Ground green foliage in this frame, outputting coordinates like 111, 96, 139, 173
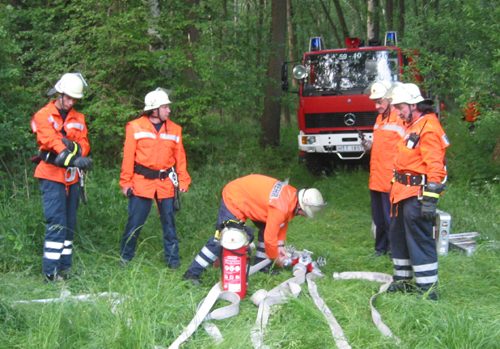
403, 0, 500, 106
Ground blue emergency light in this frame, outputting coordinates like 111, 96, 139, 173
385, 31, 398, 46
309, 37, 324, 52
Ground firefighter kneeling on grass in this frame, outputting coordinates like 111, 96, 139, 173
182, 174, 327, 286
388, 83, 449, 300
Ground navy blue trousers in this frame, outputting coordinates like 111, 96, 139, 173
370, 190, 391, 253
186, 199, 262, 277
389, 196, 438, 289
120, 194, 178, 264
40, 179, 79, 275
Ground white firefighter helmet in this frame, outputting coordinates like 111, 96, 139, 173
219, 226, 250, 250
144, 88, 171, 111
54, 73, 87, 99
383, 81, 404, 101
390, 83, 424, 105
368, 80, 392, 100
297, 187, 327, 219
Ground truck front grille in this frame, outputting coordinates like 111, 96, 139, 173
305, 111, 378, 128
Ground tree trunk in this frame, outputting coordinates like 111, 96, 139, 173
318, 0, 341, 47
398, 0, 405, 39
492, 136, 500, 163
183, 0, 200, 83
332, 0, 349, 39
367, 0, 375, 40
373, 0, 380, 39
260, 0, 287, 148
286, 0, 298, 88
255, 0, 265, 72
386, 0, 394, 30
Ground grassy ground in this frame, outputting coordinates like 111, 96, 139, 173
1, 113, 500, 348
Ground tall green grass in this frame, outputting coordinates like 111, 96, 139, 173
1, 113, 500, 348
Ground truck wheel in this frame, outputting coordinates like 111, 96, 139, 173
305, 153, 335, 176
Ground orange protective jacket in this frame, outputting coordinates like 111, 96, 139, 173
369, 108, 406, 193
119, 116, 191, 199
222, 174, 298, 259
463, 101, 480, 122
391, 113, 449, 204
31, 100, 90, 185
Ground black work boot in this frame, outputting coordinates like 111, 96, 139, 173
183, 270, 202, 286
259, 266, 280, 275
44, 274, 64, 284
417, 284, 438, 300
387, 280, 415, 294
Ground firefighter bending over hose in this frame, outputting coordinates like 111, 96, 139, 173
388, 83, 449, 300
119, 88, 191, 269
182, 174, 327, 286
31, 73, 93, 283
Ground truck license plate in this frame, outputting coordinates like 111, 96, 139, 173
337, 145, 363, 152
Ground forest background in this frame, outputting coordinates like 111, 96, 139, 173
1, 0, 500, 348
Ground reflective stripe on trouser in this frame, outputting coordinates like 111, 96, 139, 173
252, 221, 267, 265
370, 190, 391, 254
186, 199, 257, 277
389, 196, 438, 288
40, 179, 79, 275
120, 195, 179, 264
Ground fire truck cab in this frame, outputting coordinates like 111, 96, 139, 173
285, 33, 404, 173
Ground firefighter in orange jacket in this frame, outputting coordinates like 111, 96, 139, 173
119, 88, 191, 269
182, 174, 327, 285
388, 83, 449, 300
31, 73, 93, 283
362, 81, 406, 257
462, 98, 480, 133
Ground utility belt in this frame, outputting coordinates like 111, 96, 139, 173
393, 171, 426, 186
134, 164, 181, 211
134, 164, 174, 181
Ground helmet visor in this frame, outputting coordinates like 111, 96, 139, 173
303, 201, 328, 219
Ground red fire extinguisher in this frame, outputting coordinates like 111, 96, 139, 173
222, 246, 248, 299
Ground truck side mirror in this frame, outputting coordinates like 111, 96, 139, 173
282, 62, 289, 91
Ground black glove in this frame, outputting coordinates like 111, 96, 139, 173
62, 138, 82, 157
54, 148, 93, 170
54, 148, 77, 168
421, 182, 446, 222
73, 156, 93, 170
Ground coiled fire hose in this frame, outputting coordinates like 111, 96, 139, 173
167, 261, 400, 349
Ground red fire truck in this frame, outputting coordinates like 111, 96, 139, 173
285, 33, 407, 174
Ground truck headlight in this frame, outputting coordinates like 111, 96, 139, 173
301, 136, 316, 145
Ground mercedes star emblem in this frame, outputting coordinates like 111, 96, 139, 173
344, 113, 356, 126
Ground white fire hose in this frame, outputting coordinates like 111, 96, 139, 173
333, 271, 401, 344
168, 253, 356, 349
167, 259, 272, 349
13, 290, 132, 326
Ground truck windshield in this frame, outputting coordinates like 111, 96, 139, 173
303, 49, 399, 96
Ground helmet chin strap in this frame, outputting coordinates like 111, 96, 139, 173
382, 104, 391, 118
58, 94, 72, 112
